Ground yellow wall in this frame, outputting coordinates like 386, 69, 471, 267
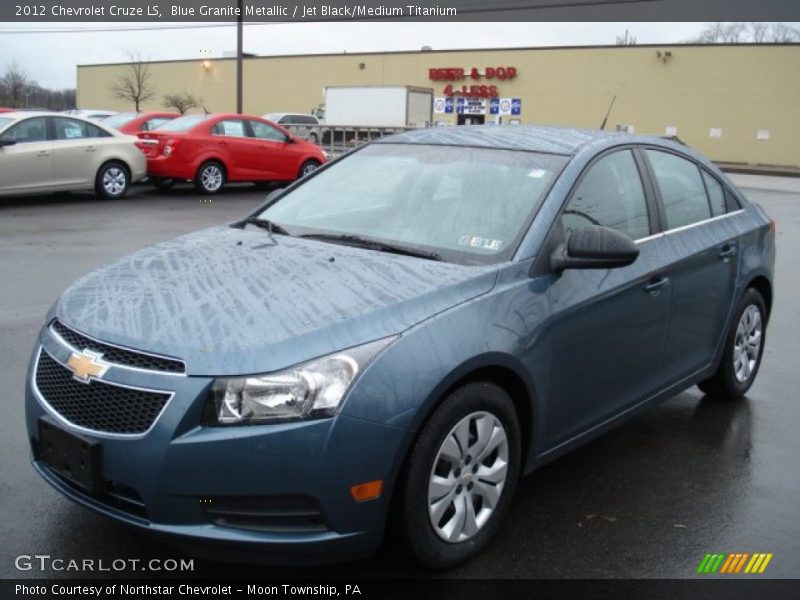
78, 44, 800, 167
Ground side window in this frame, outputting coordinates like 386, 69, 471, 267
300, 115, 317, 125
560, 150, 651, 241
212, 120, 247, 137
4, 117, 48, 143
701, 170, 726, 217
53, 117, 108, 140
647, 150, 711, 229
144, 117, 171, 131
278, 116, 292, 124
250, 121, 287, 142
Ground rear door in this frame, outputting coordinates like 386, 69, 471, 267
210, 119, 253, 180
0, 117, 54, 194
51, 117, 112, 187
543, 148, 671, 445
642, 149, 740, 384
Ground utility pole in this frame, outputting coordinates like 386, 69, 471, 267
236, 0, 243, 114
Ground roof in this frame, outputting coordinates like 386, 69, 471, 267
377, 124, 621, 155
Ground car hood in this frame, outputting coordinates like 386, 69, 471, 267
52, 226, 498, 376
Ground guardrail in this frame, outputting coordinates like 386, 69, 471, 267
283, 125, 416, 158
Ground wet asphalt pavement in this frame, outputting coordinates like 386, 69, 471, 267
0, 176, 798, 579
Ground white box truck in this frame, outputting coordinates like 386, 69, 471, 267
323, 85, 433, 128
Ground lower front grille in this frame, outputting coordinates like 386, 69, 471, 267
35, 349, 171, 435
206, 496, 329, 533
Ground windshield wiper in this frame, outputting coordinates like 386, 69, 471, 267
238, 217, 291, 236
300, 233, 442, 261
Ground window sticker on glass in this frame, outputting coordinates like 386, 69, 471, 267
458, 235, 503, 251
528, 169, 547, 178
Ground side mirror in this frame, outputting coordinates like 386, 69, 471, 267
285, 134, 295, 144
0, 136, 16, 147
551, 225, 639, 271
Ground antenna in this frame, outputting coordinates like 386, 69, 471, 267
600, 95, 617, 131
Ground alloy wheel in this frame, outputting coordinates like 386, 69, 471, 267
201, 165, 223, 192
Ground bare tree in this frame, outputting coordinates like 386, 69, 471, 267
615, 29, 637, 46
1, 61, 32, 108
692, 22, 746, 43
163, 91, 200, 114
768, 23, 800, 42
748, 22, 770, 43
110, 52, 154, 111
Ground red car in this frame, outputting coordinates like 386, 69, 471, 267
0, 108, 15, 113
103, 111, 179, 134
136, 113, 327, 193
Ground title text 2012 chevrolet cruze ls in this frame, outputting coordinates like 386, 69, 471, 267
26, 126, 774, 568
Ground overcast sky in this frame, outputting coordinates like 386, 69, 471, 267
0, 22, 788, 89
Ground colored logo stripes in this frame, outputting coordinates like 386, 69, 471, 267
697, 553, 773, 574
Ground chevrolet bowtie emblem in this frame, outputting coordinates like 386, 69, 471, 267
66, 349, 110, 383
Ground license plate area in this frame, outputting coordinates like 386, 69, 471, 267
38, 416, 101, 493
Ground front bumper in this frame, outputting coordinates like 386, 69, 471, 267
25, 330, 411, 564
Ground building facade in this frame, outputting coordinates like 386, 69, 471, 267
78, 43, 800, 168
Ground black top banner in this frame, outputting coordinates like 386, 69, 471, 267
2, 0, 799, 22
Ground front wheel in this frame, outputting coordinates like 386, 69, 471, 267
396, 382, 521, 568
299, 160, 320, 178
95, 162, 130, 200
195, 161, 225, 194
698, 287, 767, 400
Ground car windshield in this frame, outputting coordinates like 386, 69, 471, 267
103, 112, 139, 128
0, 117, 13, 131
155, 114, 210, 132
257, 143, 568, 265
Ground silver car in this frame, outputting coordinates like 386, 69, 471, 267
263, 113, 322, 144
0, 112, 146, 200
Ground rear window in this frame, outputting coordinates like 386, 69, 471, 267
103, 113, 139, 129
156, 114, 210, 132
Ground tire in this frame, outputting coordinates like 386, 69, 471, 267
396, 382, 521, 569
95, 161, 130, 200
299, 160, 320, 179
152, 177, 175, 192
195, 161, 225, 194
698, 288, 767, 400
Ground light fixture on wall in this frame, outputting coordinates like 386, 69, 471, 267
656, 50, 673, 64
202, 60, 212, 71
358, 62, 366, 70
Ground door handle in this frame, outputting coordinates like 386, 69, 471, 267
719, 244, 737, 262
85, 146, 97, 152
36, 151, 50, 158
643, 276, 669, 296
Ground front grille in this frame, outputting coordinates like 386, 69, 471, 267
51, 320, 185, 374
35, 350, 171, 435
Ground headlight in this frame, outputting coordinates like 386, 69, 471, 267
209, 337, 395, 425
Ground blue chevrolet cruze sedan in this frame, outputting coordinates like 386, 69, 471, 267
26, 126, 775, 568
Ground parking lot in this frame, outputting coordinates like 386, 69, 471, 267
1, 175, 798, 579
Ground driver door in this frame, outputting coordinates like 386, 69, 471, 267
542, 148, 672, 447
0, 117, 54, 194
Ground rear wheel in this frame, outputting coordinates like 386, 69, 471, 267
698, 288, 766, 400
299, 160, 320, 178
195, 161, 225, 194
396, 382, 521, 568
95, 161, 130, 200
